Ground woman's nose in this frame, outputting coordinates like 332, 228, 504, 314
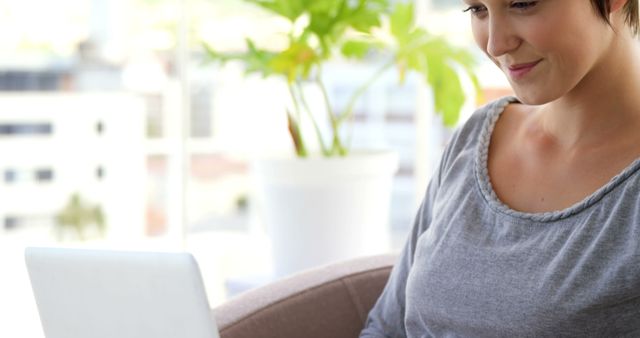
486, 17, 520, 57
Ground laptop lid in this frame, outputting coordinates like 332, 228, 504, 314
25, 247, 220, 338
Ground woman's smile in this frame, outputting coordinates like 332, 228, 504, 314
506, 59, 543, 80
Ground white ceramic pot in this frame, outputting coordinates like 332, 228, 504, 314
253, 150, 398, 277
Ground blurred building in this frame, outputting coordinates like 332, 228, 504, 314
0, 93, 146, 239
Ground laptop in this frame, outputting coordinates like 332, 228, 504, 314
25, 247, 220, 338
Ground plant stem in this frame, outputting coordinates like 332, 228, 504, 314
287, 84, 308, 157
334, 59, 395, 154
340, 59, 395, 125
316, 68, 346, 155
288, 82, 302, 121
295, 81, 330, 156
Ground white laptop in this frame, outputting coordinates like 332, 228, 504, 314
25, 247, 220, 338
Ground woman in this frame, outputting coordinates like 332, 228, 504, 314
360, 0, 640, 336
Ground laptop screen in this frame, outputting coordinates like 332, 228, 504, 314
25, 247, 220, 338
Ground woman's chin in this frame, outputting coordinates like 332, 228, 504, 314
511, 88, 559, 106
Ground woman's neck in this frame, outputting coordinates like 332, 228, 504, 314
535, 34, 640, 151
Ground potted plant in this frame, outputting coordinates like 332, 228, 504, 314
205, 0, 480, 277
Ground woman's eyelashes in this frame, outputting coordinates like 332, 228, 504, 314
511, 1, 538, 11
462, 4, 487, 16
462, 1, 538, 17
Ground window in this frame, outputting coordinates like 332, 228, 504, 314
145, 94, 164, 138
4, 168, 54, 183
190, 84, 213, 138
96, 166, 104, 180
0, 123, 52, 136
3, 214, 53, 231
0, 71, 67, 91
96, 121, 104, 135
4, 170, 16, 183
4, 217, 18, 230
35, 169, 54, 182
3, 169, 30, 183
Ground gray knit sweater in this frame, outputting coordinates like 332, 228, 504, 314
360, 97, 640, 337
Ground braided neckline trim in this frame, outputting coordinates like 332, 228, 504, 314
475, 96, 640, 222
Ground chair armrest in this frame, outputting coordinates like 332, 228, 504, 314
212, 254, 397, 338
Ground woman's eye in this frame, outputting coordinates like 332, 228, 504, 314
511, 1, 538, 10
462, 5, 487, 16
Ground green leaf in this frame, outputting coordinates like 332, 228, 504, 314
306, 1, 347, 57
394, 32, 478, 127
268, 41, 318, 82
390, 2, 414, 44
243, 39, 279, 76
343, 0, 389, 33
422, 52, 465, 127
340, 39, 380, 59
246, 0, 308, 21
202, 39, 280, 78
307, 0, 343, 16
202, 43, 234, 64
308, 13, 336, 38
347, 10, 381, 32
437, 64, 465, 126
305, 0, 388, 59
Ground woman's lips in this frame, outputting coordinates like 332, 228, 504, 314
507, 59, 542, 79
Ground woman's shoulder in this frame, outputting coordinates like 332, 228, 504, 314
469, 96, 519, 128
443, 96, 518, 158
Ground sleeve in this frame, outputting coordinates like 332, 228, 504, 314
358, 160, 442, 338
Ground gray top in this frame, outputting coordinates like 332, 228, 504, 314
360, 97, 640, 338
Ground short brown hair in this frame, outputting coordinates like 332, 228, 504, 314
591, 0, 639, 34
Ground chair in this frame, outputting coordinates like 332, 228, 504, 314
212, 254, 397, 338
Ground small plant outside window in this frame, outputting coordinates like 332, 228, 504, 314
55, 193, 106, 241
205, 0, 481, 157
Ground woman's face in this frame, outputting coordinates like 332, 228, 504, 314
464, 0, 615, 104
